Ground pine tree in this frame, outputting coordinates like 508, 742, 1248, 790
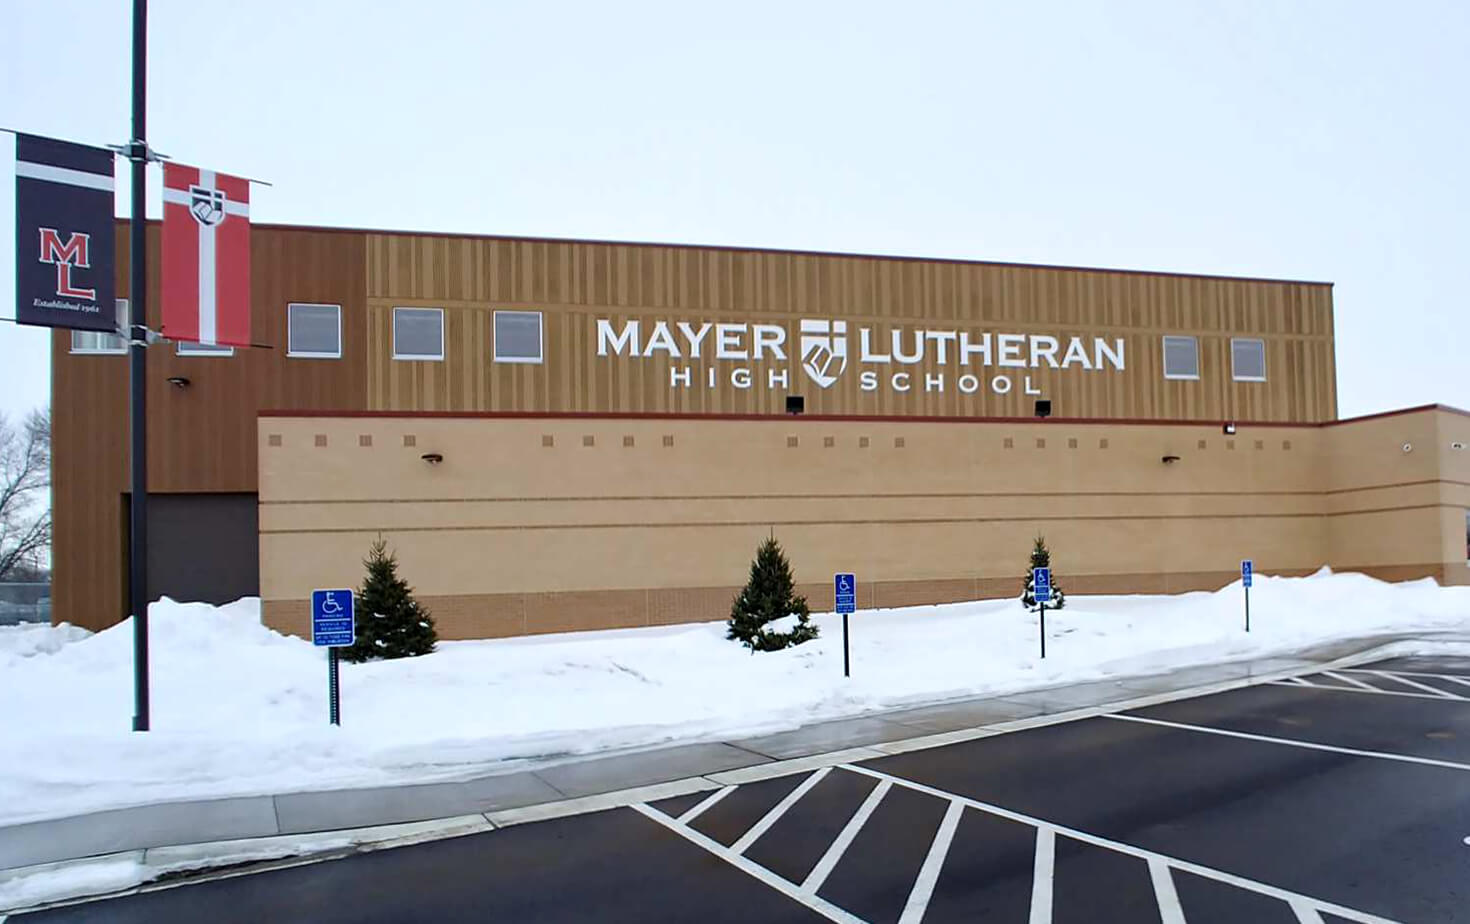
340, 539, 438, 663
1020, 534, 1066, 611
727, 537, 819, 652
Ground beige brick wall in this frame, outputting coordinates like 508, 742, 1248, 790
257, 408, 1469, 640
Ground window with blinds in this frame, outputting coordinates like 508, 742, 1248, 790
70, 300, 128, 354
393, 307, 444, 360
493, 310, 543, 364
1162, 335, 1199, 380
1231, 338, 1267, 382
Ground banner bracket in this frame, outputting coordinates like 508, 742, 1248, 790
109, 140, 168, 164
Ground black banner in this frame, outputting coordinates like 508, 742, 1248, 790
15, 133, 116, 332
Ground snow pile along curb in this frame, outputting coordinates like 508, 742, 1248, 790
0, 814, 495, 914
2, 570, 1467, 827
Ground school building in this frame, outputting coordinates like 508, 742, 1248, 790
51, 223, 1470, 636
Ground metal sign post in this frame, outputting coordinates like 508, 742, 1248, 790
1033, 567, 1052, 659
311, 589, 356, 725
834, 573, 856, 678
127, 0, 151, 733
1241, 560, 1253, 633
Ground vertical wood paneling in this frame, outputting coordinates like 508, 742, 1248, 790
363, 232, 1335, 423
54, 223, 368, 631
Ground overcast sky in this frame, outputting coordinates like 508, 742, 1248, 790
2, 0, 1466, 421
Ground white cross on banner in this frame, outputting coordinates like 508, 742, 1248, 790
161, 163, 251, 347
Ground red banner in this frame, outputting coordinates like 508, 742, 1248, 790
161, 164, 250, 347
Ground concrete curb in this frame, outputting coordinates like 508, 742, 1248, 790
2, 633, 1465, 915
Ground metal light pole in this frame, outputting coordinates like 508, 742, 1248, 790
128, 0, 151, 732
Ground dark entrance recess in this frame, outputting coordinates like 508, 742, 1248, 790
123, 493, 260, 606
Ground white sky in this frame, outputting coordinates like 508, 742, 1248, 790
1, 0, 1466, 421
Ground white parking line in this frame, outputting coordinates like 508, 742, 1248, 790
801, 780, 892, 894
1267, 680, 1465, 704
1366, 670, 1459, 698
896, 800, 963, 924
1028, 828, 1055, 924
843, 764, 1404, 924
678, 785, 737, 824
1148, 857, 1186, 924
1105, 713, 1470, 772
631, 803, 865, 924
1415, 673, 1470, 690
1293, 899, 1327, 922
1341, 668, 1470, 687
1321, 671, 1381, 692
730, 766, 832, 855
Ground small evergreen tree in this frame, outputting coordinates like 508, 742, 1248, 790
1020, 534, 1066, 611
340, 539, 438, 663
727, 537, 819, 652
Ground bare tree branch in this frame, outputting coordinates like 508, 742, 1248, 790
0, 407, 51, 581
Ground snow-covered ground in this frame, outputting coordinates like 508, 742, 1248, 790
2, 569, 1467, 827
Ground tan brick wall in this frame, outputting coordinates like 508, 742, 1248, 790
257, 408, 1470, 640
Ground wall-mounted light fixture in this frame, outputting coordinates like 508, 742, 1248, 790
420, 452, 444, 465
1034, 399, 1052, 419
1161, 454, 1181, 464
786, 395, 805, 415
1222, 422, 1236, 435
166, 376, 190, 388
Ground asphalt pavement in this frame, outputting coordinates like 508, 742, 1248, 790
15, 655, 1470, 923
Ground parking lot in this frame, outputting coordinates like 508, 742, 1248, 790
17, 656, 1470, 923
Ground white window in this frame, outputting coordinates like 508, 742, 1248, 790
70, 299, 129, 354
493, 310, 543, 364
393, 307, 444, 360
287, 303, 342, 358
177, 340, 234, 356
1231, 337, 1267, 382
1162, 335, 1200, 380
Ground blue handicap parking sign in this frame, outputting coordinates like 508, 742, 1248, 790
834, 573, 857, 614
1033, 567, 1052, 603
311, 589, 356, 647
1241, 559, 1253, 588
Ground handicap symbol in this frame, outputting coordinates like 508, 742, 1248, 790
838, 576, 853, 593
320, 592, 345, 615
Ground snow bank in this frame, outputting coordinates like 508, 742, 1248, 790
1, 572, 1467, 826
0, 621, 90, 667
0, 854, 147, 911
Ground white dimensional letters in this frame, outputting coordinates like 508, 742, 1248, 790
677, 322, 713, 358
644, 321, 679, 356
997, 334, 1027, 368
597, 319, 640, 357
715, 323, 747, 360
598, 316, 1131, 397
751, 324, 787, 360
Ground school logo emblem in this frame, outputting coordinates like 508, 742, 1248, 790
189, 185, 227, 227
800, 319, 848, 389
36, 228, 97, 300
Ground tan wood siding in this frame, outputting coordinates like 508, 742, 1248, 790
363, 234, 1335, 421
